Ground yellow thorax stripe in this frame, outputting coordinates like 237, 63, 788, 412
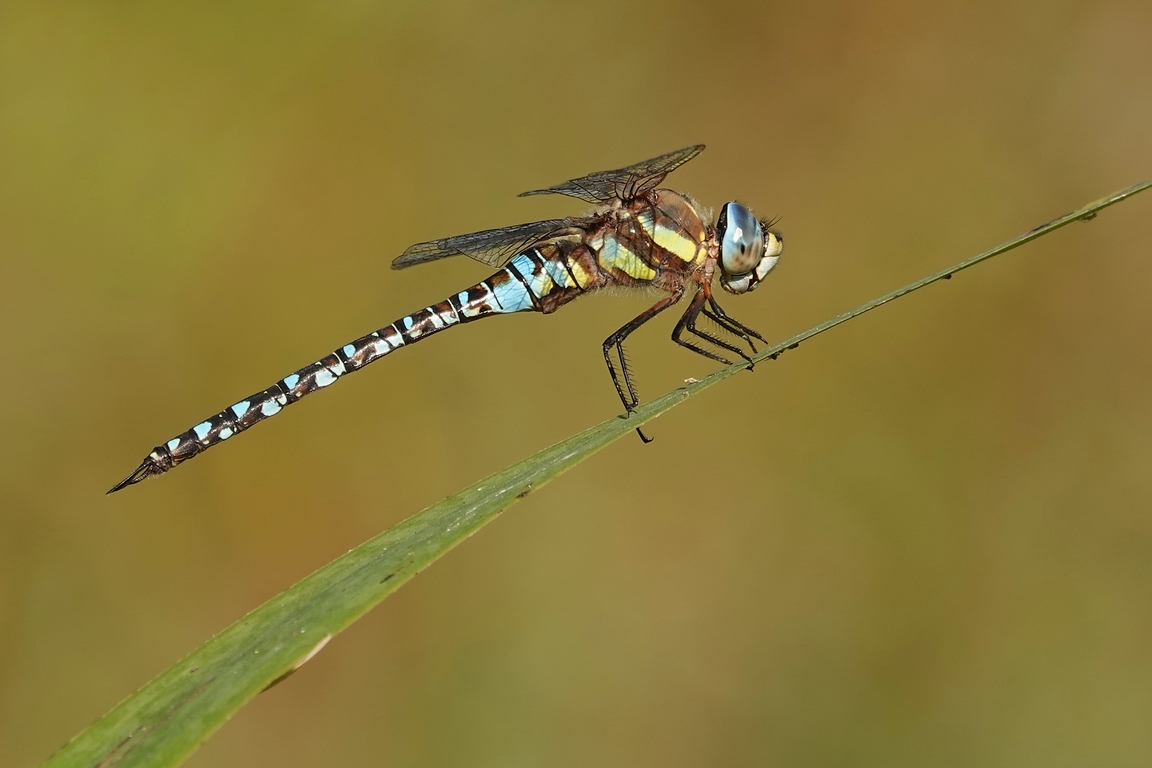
596, 232, 656, 281
653, 221, 702, 263
566, 257, 592, 289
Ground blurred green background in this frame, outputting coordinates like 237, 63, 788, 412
2, 1, 1151, 765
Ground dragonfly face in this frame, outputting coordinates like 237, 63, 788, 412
717, 201, 784, 295
110, 145, 786, 491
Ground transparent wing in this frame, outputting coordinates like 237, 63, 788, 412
518, 145, 705, 204
391, 218, 575, 270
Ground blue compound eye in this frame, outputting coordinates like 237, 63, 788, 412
717, 202, 764, 276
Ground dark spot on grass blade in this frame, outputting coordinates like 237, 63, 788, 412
261, 669, 296, 693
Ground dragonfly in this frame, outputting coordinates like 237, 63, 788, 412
109, 145, 784, 493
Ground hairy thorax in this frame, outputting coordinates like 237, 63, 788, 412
582, 189, 713, 292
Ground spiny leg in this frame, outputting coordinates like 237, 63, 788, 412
603, 342, 647, 440
604, 290, 683, 409
701, 309, 758, 354
685, 315, 753, 365
701, 296, 767, 369
603, 336, 641, 411
602, 288, 683, 443
671, 291, 737, 366
707, 295, 766, 344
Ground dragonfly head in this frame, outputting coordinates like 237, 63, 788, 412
716, 202, 783, 295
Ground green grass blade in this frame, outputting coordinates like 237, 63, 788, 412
44, 177, 1151, 768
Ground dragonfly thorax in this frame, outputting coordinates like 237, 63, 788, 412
637, 189, 711, 265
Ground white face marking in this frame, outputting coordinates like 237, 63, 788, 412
166, 438, 182, 451
756, 255, 780, 279
722, 273, 753, 294
230, 401, 250, 419
219, 427, 234, 440
283, 374, 300, 390
314, 370, 336, 388
765, 231, 783, 257
194, 421, 212, 440
261, 400, 282, 417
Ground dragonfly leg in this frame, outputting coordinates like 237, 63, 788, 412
671, 291, 737, 367
707, 296, 766, 344
701, 308, 759, 354
603, 288, 684, 443
686, 314, 754, 365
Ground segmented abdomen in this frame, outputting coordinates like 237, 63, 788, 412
109, 247, 598, 492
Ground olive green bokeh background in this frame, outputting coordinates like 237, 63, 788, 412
3, 1, 1151, 766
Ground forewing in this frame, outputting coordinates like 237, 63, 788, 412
391, 218, 573, 270
518, 145, 705, 204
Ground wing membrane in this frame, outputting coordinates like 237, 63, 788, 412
391, 218, 574, 270
518, 145, 705, 204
